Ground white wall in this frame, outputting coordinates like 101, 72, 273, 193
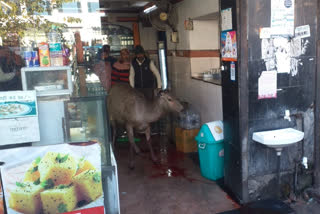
168, 57, 222, 123
167, 0, 219, 50
189, 20, 220, 50
167, 0, 222, 123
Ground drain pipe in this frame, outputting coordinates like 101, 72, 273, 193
276, 150, 282, 198
291, 112, 305, 196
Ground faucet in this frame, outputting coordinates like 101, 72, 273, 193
284, 110, 291, 122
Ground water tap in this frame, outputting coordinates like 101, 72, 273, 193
302, 157, 308, 169
284, 110, 291, 122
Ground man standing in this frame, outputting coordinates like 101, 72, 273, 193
101, 44, 117, 67
129, 45, 162, 99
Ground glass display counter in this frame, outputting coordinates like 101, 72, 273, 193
21, 66, 73, 96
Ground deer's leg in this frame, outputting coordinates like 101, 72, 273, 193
129, 143, 135, 169
126, 124, 140, 154
126, 124, 140, 169
145, 126, 157, 163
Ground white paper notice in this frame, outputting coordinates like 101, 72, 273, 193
260, 27, 272, 39
274, 37, 291, 73
295, 25, 311, 38
221, 8, 232, 31
258, 71, 277, 99
271, 0, 295, 36
290, 37, 302, 57
261, 38, 275, 59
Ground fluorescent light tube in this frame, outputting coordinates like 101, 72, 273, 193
143, 5, 157, 14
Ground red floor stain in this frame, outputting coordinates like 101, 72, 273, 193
226, 195, 241, 209
150, 164, 196, 182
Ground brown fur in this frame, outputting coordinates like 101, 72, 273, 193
107, 83, 183, 168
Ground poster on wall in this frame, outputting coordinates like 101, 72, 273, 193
258, 70, 277, 99
221, 31, 237, 61
0, 91, 40, 146
271, 0, 295, 36
0, 142, 105, 214
221, 8, 232, 32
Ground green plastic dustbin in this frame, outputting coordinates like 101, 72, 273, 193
195, 121, 224, 181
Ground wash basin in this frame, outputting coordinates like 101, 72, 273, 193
253, 128, 304, 152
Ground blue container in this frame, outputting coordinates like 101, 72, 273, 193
195, 121, 224, 181
23, 51, 33, 67
32, 51, 40, 67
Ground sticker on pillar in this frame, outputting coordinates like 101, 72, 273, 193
221, 8, 232, 32
290, 37, 302, 57
261, 38, 275, 60
271, 0, 295, 36
0, 142, 105, 214
258, 70, 277, 99
221, 31, 237, 61
260, 27, 272, 39
295, 25, 311, 38
230, 61, 236, 81
273, 37, 291, 74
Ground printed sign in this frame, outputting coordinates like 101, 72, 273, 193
221, 8, 232, 31
221, 31, 237, 61
295, 25, 311, 38
230, 61, 236, 81
0, 91, 37, 119
0, 142, 105, 214
271, 0, 295, 36
0, 91, 40, 146
258, 70, 277, 99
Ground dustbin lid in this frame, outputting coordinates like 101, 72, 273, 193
195, 121, 224, 144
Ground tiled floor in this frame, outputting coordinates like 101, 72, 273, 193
114, 135, 239, 214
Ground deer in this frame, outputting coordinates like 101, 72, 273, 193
107, 83, 183, 169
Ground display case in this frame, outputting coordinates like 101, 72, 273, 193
64, 96, 111, 164
21, 65, 73, 96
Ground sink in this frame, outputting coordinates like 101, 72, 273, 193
253, 128, 304, 155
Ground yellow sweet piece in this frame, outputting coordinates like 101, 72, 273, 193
9, 182, 43, 214
76, 159, 95, 175
72, 170, 103, 202
40, 185, 77, 214
38, 152, 77, 185
24, 160, 40, 182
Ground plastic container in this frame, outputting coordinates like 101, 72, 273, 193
23, 48, 33, 67
195, 121, 224, 180
177, 104, 201, 130
48, 26, 63, 66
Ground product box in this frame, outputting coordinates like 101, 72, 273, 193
175, 127, 199, 153
38, 42, 51, 67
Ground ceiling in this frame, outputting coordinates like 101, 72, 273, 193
99, 0, 183, 14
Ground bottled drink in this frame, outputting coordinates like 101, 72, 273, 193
48, 26, 63, 66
